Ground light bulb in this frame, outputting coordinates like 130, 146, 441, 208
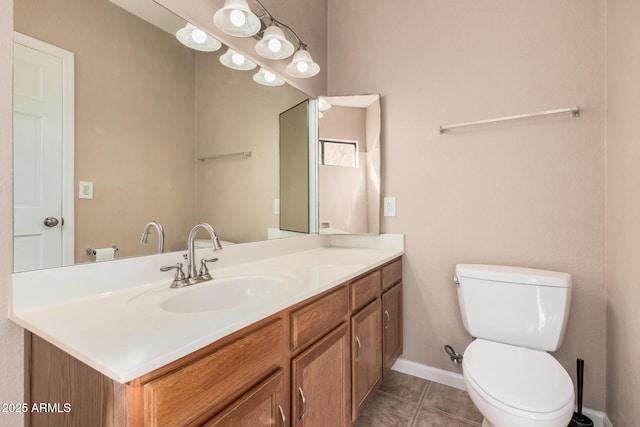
229, 9, 246, 27
191, 28, 207, 44
268, 38, 282, 53
231, 53, 245, 65
264, 71, 276, 82
296, 61, 309, 73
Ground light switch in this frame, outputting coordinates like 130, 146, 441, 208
384, 197, 396, 216
79, 181, 93, 199
274, 199, 280, 215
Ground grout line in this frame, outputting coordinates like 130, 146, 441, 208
413, 381, 483, 426
408, 380, 431, 426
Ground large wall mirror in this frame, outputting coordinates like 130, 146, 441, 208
12, 0, 310, 272
12, 0, 382, 274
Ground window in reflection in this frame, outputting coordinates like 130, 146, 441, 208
319, 140, 358, 167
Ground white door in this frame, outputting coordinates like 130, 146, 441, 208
13, 33, 74, 272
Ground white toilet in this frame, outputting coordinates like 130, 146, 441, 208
454, 264, 575, 427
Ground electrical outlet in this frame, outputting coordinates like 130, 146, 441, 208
384, 197, 396, 216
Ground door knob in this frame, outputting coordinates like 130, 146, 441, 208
43, 217, 59, 227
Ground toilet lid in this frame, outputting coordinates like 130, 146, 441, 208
463, 339, 574, 413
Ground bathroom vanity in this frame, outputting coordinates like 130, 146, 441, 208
11, 235, 403, 426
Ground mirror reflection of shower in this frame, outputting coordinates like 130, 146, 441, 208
318, 94, 381, 236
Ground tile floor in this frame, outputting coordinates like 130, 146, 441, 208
354, 371, 484, 427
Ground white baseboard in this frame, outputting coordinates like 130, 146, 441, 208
392, 357, 465, 390
391, 357, 613, 427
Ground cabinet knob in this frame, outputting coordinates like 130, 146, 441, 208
355, 336, 362, 361
384, 310, 391, 330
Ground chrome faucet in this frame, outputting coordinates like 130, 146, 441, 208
186, 222, 223, 280
161, 222, 222, 288
140, 221, 165, 254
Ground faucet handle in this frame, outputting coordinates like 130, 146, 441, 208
160, 262, 189, 288
198, 258, 219, 281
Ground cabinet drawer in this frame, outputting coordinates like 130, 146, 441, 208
144, 319, 283, 426
350, 270, 381, 311
203, 369, 285, 427
382, 259, 402, 291
291, 286, 349, 351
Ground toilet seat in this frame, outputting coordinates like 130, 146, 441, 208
463, 339, 574, 417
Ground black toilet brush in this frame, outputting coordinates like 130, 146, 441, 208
569, 358, 593, 427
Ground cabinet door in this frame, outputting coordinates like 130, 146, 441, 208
204, 370, 286, 427
291, 323, 350, 427
382, 283, 403, 375
351, 298, 382, 421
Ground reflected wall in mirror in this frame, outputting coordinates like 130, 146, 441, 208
318, 94, 381, 235
12, 0, 309, 272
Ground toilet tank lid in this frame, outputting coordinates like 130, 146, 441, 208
455, 264, 571, 288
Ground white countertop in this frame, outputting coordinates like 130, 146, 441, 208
10, 234, 403, 383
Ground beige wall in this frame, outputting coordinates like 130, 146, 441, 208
14, 0, 197, 261
606, 0, 640, 425
328, 0, 607, 410
195, 53, 308, 242
0, 0, 24, 424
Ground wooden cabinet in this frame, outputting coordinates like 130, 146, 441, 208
382, 282, 403, 375
291, 323, 350, 427
351, 299, 382, 421
349, 258, 403, 420
203, 370, 286, 427
26, 258, 402, 427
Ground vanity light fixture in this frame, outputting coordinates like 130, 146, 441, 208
213, 0, 261, 37
285, 46, 320, 78
318, 97, 332, 111
255, 24, 295, 60
213, 0, 321, 79
219, 47, 257, 71
176, 23, 222, 52
253, 67, 285, 86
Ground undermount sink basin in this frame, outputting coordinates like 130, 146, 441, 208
161, 274, 296, 313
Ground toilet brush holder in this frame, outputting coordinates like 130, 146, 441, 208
569, 358, 593, 427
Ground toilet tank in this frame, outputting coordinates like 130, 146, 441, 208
455, 264, 572, 351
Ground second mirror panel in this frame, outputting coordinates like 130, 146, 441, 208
318, 94, 381, 235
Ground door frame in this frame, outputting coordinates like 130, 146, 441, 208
13, 32, 75, 267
